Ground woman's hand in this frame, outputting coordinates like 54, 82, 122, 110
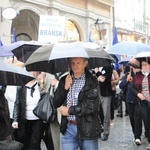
137, 93, 145, 101
12, 122, 18, 129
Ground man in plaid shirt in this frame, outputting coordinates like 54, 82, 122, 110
53, 57, 101, 150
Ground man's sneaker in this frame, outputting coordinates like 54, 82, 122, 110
147, 143, 150, 150
101, 134, 109, 141
135, 139, 141, 146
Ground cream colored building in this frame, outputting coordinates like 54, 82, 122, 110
0, 0, 114, 49
114, 0, 150, 45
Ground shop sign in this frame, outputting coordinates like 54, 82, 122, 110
38, 15, 65, 43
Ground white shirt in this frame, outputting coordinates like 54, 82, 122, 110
4, 86, 17, 119
25, 82, 40, 120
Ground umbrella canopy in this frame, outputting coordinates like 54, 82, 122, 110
109, 54, 118, 63
0, 41, 49, 61
0, 60, 35, 86
135, 51, 150, 64
25, 42, 89, 74
49, 42, 89, 60
128, 51, 150, 68
0, 41, 25, 57
11, 41, 50, 62
108, 41, 150, 56
118, 56, 133, 65
25, 42, 113, 74
86, 47, 114, 69
135, 51, 150, 59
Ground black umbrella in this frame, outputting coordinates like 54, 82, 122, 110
25, 42, 114, 74
86, 47, 114, 69
109, 54, 118, 63
0, 60, 35, 86
18, 51, 33, 62
11, 41, 50, 62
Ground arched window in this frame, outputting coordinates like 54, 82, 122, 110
64, 20, 80, 41
16, 33, 32, 41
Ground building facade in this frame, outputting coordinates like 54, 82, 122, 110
0, 0, 114, 49
114, 0, 150, 45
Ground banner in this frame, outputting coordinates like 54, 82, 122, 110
38, 15, 65, 43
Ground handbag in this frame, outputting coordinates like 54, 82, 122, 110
33, 86, 56, 123
0, 139, 24, 150
0, 106, 24, 150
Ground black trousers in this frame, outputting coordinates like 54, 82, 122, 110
141, 101, 150, 142
42, 123, 54, 150
22, 119, 44, 150
110, 90, 116, 120
126, 102, 142, 139
116, 93, 123, 115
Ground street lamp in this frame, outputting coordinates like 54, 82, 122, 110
95, 18, 105, 40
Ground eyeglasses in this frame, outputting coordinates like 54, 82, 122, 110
141, 64, 148, 66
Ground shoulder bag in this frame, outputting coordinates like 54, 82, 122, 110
33, 86, 56, 123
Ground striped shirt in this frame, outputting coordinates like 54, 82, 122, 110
142, 76, 150, 101
67, 73, 85, 121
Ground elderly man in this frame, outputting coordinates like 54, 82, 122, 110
53, 57, 101, 150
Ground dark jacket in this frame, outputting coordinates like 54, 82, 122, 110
95, 66, 113, 96
13, 87, 27, 141
119, 73, 138, 103
53, 69, 101, 139
0, 87, 13, 140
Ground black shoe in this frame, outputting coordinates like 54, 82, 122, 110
101, 134, 109, 141
145, 132, 148, 138
116, 114, 123, 117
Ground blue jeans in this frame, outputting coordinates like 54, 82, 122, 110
61, 124, 98, 150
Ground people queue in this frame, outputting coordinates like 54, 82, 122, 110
1, 57, 150, 150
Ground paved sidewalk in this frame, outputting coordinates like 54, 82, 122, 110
41, 111, 149, 150
99, 114, 148, 150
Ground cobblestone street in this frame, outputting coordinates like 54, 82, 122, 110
98, 112, 148, 150
41, 109, 149, 150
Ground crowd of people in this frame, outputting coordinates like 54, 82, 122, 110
1, 55, 150, 150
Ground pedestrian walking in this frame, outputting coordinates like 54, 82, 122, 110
130, 59, 150, 149
12, 71, 44, 150
53, 57, 101, 150
120, 66, 142, 145
94, 66, 113, 141
110, 68, 120, 125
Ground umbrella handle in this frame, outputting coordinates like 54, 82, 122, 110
12, 55, 15, 63
69, 72, 73, 106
